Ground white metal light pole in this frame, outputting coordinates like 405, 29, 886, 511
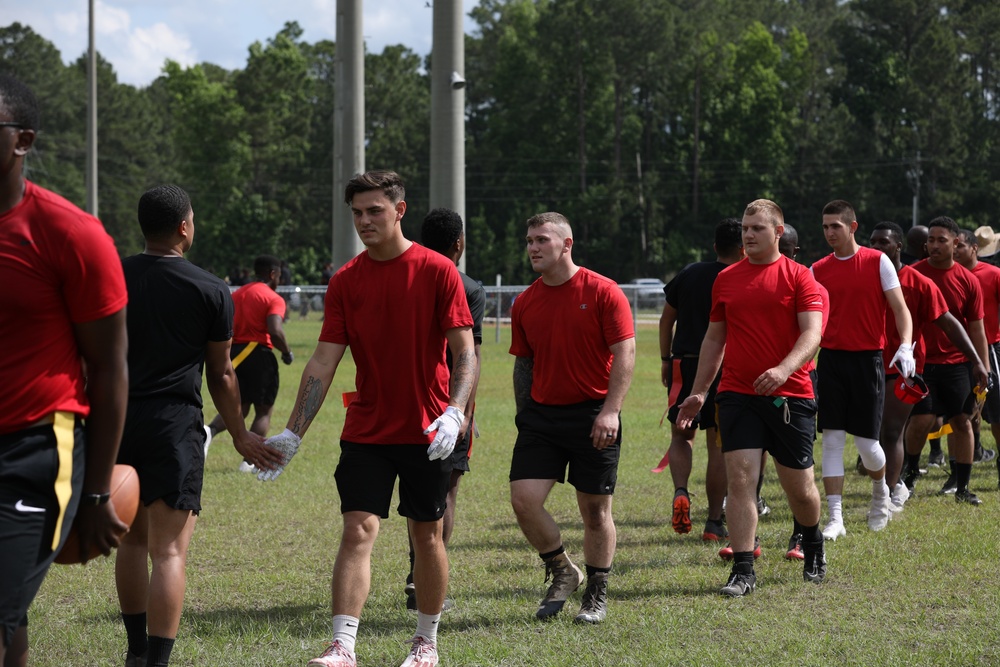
332, 0, 365, 270
86, 0, 98, 216
430, 0, 466, 271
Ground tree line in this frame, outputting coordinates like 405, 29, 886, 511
3, 0, 1000, 284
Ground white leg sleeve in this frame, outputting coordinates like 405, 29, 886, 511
856, 435, 886, 472
821, 429, 847, 478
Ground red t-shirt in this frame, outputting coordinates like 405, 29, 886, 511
232, 281, 286, 347
0, 180, 128, 434
912, 259, 984, 365
510, 268, 634, 405
811, 246, 888, 351
711, 256, 824, 398
971, 261, 1000, 344
320, 244, 472, 444
882, 266, 949, 374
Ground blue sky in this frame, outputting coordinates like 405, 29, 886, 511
4, 0, 478, 87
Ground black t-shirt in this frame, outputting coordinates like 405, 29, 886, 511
122, 254, 234, 405
445, 271, 487, 372
664, 260, 728, 356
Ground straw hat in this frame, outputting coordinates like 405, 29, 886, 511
975, 226, 1000, 257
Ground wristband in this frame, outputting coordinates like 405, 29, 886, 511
80, 492, 111, 506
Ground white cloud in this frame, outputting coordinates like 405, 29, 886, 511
115, 22, 197, 85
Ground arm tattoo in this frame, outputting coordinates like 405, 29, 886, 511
291, 375, 324, 432
513, 357, 534, 414
449, 347, 477, 409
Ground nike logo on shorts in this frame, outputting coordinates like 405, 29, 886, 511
15, 499, 46, 513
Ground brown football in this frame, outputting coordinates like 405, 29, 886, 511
54, 464, 140, 565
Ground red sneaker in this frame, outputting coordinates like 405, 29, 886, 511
672, 492, 692, 535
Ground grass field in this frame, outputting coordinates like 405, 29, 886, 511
30, 319, 1000, 666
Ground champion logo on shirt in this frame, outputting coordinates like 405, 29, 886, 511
580, 304, 588, 310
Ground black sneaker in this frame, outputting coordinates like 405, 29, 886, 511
955, 490, 983, 506
803, 549, 827, 584
756, 496, 771, 517
125, 651, 146, 667
939, 474, 958, 495
720, 567, 756, 597
928, 451, 946, 468
536, 553, 583, 620
574, 572, 609, 624
975, 448, 997, 464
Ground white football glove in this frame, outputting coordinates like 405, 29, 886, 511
424, 406, 465, 461
257, 428, 301, 482
890, 342, 916, 379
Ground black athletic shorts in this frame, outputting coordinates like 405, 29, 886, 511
509, 400, 620, 495
716, 392, 818, 470
335, 441, 451, 521
117, 400, 205, 513
666, 357, 721, 430
976, 343, 1000, 424
913, 362, 975, 419
448, 429, 472, 473
816, 348, 884, 439
232, 342, 280, 406
0, 413, 84, 647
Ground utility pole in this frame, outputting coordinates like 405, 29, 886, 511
86, 0, 98, 216
332, 0, 365, 270
429, 0, 466, 271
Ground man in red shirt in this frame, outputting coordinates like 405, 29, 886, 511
509, 212, 635, 623
904, 217, 991, 504
678, 199, 825, 597
207, 254, 293, 470
261, 171, 475, 667
869, 222, 987, 512
811, 200, 913, 539
955, 229, 999, 471
0, 74, 129, 666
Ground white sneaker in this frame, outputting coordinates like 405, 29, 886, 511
867, 492, 892, 531
822, 519, 846, 541
889, 482, 910, 513
308, 640, 357, 667
238, 460, 257, 474
203, 425, 213, 458
400, 636, 438, 667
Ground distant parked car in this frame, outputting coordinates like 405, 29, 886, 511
628, 278, 666, 308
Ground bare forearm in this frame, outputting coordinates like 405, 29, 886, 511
207, 368, 249, 438
288, 360, 333, 437
604, 340, 636, 414
939, 315, 982, 367
971, 321, 991, 374
82, 361, 128, 493
778, 330, 822, 379
449, 346, 476, 410
690, 336, 725, 398
513, 357, 533, 414
464, 345, 482, 415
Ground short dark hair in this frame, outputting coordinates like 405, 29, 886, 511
958, 228, 977, 246
421, 208, 464, 253
714, 218, 742, 255
822, 199, 856, 224
873, 221, 904, 246
928, 216, 960, 237
137, 185, 192, 240
526, 211, 572, 231
344, 170, 405, 206
0, 74, 40, 131
253, 254, 282, 278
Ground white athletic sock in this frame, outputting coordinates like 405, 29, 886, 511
827, 495, 843, 524
872, 476, 889, 498
416, 611, 441, 643
332, 615, 359, 654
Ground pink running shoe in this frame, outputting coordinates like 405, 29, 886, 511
400, 636, 439, 667
308, 640, 356, 667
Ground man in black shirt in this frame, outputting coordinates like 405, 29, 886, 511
659, 219, 743, 542
114, 185, 283, 667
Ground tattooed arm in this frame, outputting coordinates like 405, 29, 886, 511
286, 341, 348, 437
445, 326, 476, 412
513, 356, 534, 415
